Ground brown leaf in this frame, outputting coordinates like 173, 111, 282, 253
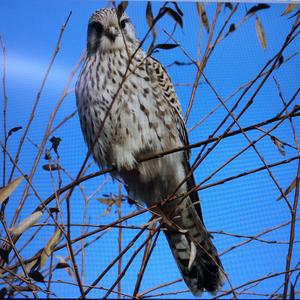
97, 198, 116, 206
255, 16, 267, 49
246, 3, 270, 16
42, 163, 61, 171
154, 43, 179, 50
228, 23, 235, 34
225, 3, 233, 10
8, 126, 22, 137
55, 262, 70, 269
55, 255, 73, 277
277, 177, 297, 201
0, 248, 9, 264
10, 211, 43, 236
0, 176, 24, 204
39, 229, 62, 269
172, 2, 183, 16
161, 7, 183, 28
12, 285, 41, 292
49, 207, 60, 214
49, 136, 61, 154
196, 3, 210, 33
281, 4, 299, 16
97, 197, 116, 216
117, 1, 128, 19
0, 288, 7, 298
270, 136, 286, 156
28, 270, 45, 283
146, 2, 156, 39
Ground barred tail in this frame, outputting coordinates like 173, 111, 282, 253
164, 195, 224, 296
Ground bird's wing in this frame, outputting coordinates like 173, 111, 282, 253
145, 56, 205, 224
145, 56, 190, 156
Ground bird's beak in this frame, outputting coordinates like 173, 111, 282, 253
105, 26, 119, 42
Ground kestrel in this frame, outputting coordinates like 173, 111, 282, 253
75, 7, 223, 296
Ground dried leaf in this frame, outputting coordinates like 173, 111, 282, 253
255, 16, 267, 49
55, 256, 73, 277
97, 197, 115, 216
42, 163, 61, 171
25, 258, 39, 274
39, 230, 62, 269
117, 1, 128, 19
12, 285, 41, 292
44, 230, 62, 256
28, 270, 45, 283
8, 126, 22, 137
0, 176, 24, 204
281, 4, 298, 16
270, 136, 286, 156
55, 262, 70, 269
277, 177, 297, 201
49, 207, 60, 214
39, 252, 48, 271
228, 23, 235, 34
49, 136, 61, 154
0, 288, 7, 298
97, 198, 116, 206
154, 43, 179, 50
172, 2, 184, 16
0, 248, 9, 264
146, 2, 156, 39
172, 61, 192, 66
196, 3, 210, 33
246, 3, 270, 16
161, 7, 183, 28
225, 3, 233, 10
188, 241, 197, 270
10, 210, 43, 236
146, 2, 153, 27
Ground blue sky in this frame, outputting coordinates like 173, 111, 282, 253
0, 1, 299, 298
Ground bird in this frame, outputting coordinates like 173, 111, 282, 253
75, 7, 224, 296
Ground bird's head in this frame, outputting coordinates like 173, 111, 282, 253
87, 8, 136, 54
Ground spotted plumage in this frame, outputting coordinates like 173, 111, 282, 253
76, 7, 224, 296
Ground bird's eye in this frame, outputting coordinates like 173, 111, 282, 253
89, 21, 104, 35
120, 18, 129, 29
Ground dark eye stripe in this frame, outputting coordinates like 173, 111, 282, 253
87, 21, 104, 53
88, 21, 104, 35
120, 18, 130, 28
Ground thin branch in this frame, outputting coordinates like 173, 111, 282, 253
0, 36, 8, 187
133, 223, 159, 297
83, 224, 149, 297
213, 267, 300, 299
102, 225, 162, 299
283, 159, 300, 298
8, 11, 72, 185
221, 217, 300, 256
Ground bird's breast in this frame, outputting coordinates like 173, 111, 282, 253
76, 50, 180, 170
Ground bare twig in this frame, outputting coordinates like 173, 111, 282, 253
8, 11, 72, 186
0, 36, 8, 187
283, 159, 300, 298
